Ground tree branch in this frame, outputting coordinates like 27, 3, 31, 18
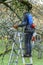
18, 0, 32, 9
0, 49, 11, 57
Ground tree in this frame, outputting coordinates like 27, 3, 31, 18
0, 0, 6, 3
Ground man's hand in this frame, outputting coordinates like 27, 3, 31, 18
31, 23, 36, 28
13, 24, 18, 29
32, 36, 36, 41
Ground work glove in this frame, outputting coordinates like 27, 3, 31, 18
32, 36, 36, 41
32, 32, 36, 41
13, 24, 18, 29
31, 23, 36, 28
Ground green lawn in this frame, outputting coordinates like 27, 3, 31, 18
0, 52, 43, 65
0, 40, 43, 65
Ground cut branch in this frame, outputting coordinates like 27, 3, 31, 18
0, 49, 11, 57
0, 48, 17, 57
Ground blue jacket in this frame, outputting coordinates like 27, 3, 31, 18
18, 12, 33, 26
18, 12, 35, 32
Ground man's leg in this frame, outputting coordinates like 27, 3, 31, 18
27, 33, 33, 64
24, 33, 33, 57
24, 33, 29, 55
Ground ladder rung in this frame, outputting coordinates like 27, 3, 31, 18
25, 63, 32, 65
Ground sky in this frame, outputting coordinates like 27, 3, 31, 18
28, 0, 43, 5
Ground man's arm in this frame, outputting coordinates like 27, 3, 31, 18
13, 14, 27, 29
18, 13, 27, 27
13, 20, 27, 29
18, 20, 27, 27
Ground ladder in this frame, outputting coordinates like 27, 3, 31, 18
8, 31, 33, 65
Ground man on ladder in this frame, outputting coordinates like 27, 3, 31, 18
13, 5, 36, 65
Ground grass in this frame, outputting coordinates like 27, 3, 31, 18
0, 40, 43, 65
0, 52, 43, 65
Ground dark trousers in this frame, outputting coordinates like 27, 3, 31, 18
25, 32, 33, 56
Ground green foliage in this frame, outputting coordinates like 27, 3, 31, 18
0, 0, 28, 37
12, 0, 28, 17
0, 40, 43, 65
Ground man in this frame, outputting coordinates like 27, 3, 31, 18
13, 5, 35, 58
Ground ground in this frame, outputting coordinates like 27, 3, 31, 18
0, 40, 43, 65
